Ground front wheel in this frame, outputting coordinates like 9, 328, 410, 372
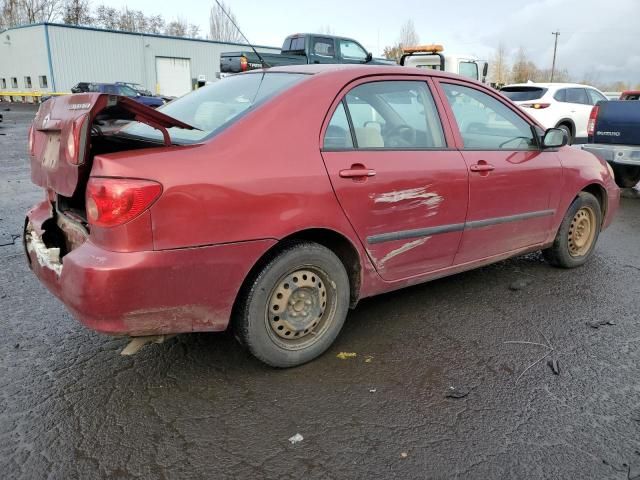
543, 192, 602, 268
234, 241, 350, 368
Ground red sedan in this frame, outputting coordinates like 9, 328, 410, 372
25, 65, 619, 367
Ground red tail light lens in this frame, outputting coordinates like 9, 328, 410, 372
86, 178, 162, 228
587, 106, 599, 137
66, 114, 88, 165
240, 56, 248, 71
521, 103, 550, 109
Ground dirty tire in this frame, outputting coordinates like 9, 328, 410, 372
611, 164, 640, 188
557, 124, 573, 145
234, 241, 350, 368
543, 192, 602, 268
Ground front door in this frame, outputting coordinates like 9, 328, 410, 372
436, 81, 563, 264
321, 78, 469, 281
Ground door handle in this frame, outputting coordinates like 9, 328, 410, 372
469, 163, 495, 172
339, 164, 377, 178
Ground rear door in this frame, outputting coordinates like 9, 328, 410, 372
321, 77, 469, 281
564, 87, 592, 139
435, 80, 562, 264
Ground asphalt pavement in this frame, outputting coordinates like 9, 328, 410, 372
1, 103, 639, 479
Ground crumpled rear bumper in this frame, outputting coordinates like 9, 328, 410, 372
25, 199, 276, 336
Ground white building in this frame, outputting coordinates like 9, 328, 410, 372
0, 22, 279, 97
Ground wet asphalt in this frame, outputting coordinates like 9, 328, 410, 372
1, 103, 639, 479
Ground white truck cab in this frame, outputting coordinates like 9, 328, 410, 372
400, 45, 488, 83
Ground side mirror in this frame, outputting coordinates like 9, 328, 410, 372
365, 52, 373, 63
542, 128, 568, 149
482, 62, 489, 78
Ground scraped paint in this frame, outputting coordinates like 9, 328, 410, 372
372, 187, 443, 210
378, 237, 430, 267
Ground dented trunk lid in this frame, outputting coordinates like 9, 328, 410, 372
30, 93, 195, 197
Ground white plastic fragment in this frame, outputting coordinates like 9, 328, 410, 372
288, 433, 304, 444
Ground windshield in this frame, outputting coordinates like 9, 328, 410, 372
500, 86, 548, 101
121, 72, 307, 144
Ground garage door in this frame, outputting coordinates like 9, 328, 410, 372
155, 57, 192, 98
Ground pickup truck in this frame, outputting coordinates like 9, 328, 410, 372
220, 33, 394, 74
583, 100, 640, 189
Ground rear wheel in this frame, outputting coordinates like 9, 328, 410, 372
234, 241, 350, 368
557, 123, 573, 145
543, 192, 602, 268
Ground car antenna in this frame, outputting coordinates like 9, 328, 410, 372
214, 0, 271, 69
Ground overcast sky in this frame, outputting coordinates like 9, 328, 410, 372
107, 0, 639, 84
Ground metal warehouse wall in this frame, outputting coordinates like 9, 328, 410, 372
0, 25, 53, 93
1, 23, 280, 96
46, 25, 279, 94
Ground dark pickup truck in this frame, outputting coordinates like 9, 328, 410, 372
583, 100, 640, 188
220, 33, 394, 75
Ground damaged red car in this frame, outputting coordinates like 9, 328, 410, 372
25, 65, 619, 367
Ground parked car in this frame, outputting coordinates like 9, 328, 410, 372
500, 83, 608, 144
620, 91, 640, 100
70, 82, 91, 93
115, 81, 153, 96
583, 100, 640, 188
88, 83, 164, 108
25, 66, 619, 367
220, 33, 394, 75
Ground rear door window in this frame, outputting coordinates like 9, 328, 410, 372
311, 37, 335, 58
335, 80, 445, 149
564, 88, 589, 105
442, 82, 537, 150
501, 87, 548, 101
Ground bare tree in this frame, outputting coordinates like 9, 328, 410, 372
165, 17, 188, 37
316, 24, 333, 35
489, 43, 509, 87
94, 4, 117, 29
0, 0, 26, 29
398, 19, 419, 48
62, 0, 91, 25
382, 45, 403, 62
19, 0, 63, 23
209, 1, 241, 43
510, 47, 538, 83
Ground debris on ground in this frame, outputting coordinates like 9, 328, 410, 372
288, 433, 303, 444
14, 343, 19, 349
509, 278, 533, 291
336, 352, 357, 360
400, 452, 408, 459
587, 319, 616, 329
547, 359, 560, 375
364, 355, 373, 363
369, 388, 376, 393
445, 386, 470, 399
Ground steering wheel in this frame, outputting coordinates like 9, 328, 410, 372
385, 124, 417, 147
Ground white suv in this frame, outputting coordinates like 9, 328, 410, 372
500, 83, 608, 144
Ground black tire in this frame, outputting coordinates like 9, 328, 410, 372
543, 192, 602, 268
557, 123, 573, 145
611, 164, 640, 189
234, 241, 350, 368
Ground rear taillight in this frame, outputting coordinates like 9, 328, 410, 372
521, 103, 550, 109
587, 106, 599, 137
85, 178, 162, 228
28, 125, 35, 156
66, 114, 88, 165
240, 56, 248, 71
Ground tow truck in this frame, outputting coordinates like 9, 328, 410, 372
400, 44, 488, 83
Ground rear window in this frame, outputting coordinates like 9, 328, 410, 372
284, 37, 305, 51
121, 72, 307, 144
500, 86, 548, 101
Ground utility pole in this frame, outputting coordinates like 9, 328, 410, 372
550, 31, 560, 82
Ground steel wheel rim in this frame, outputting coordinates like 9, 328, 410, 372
264, 266, 336, 351
568, 206, 596, 257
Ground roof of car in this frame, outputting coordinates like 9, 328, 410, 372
258, 63, 455, 79
503, 82, 599, 89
